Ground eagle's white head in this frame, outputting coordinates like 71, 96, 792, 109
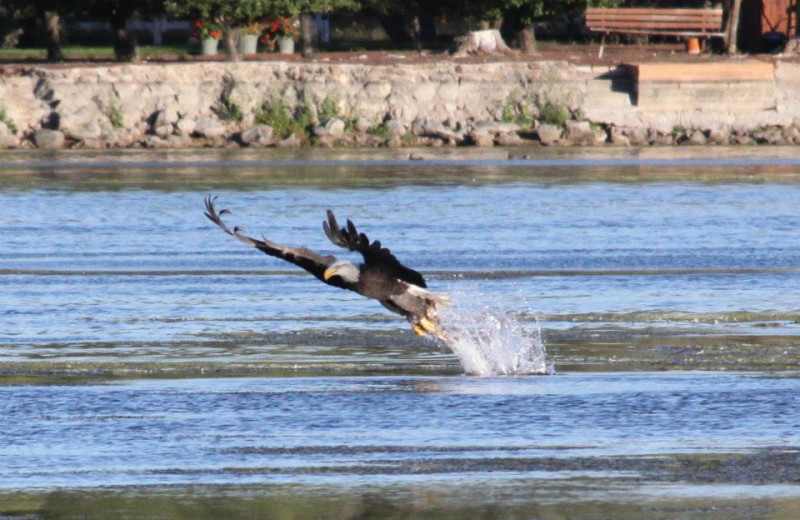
323, 260, 360, 284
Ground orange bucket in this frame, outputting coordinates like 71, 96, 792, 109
686, 37, 701, 54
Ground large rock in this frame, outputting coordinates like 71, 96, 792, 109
609, 126, 630, 146
469, 129, 495, 147
70, 122, 103, 141
154, 124, 174, 138
275, 134, 302, 148
59, 108, 99, 140
536, 124, 562, 146
241, 124, 274, 146
385, 120, 406, 139
175, 117, 197, 137
686, 130, 707, 145
411, 117, 463, 143
472, 121, 520, 136
32, 129, 65, 149
153, 107, 179, 128
193, 116, 227, 138
564, 120, 597, 145
495, 132, 525, 146
314, 118, 345, 139
142, 135, 169, 148
354, 117, 371, 134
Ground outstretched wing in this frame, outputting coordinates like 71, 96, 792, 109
204, 196, 351, 289
323, 209, 427, 288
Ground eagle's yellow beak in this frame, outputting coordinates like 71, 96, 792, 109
323, 266, 338, 281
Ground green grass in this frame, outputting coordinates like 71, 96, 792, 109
0, 45, 188, 60
108, 105, 124, 129
0, 106, 17, 133
254, 98, 313, 140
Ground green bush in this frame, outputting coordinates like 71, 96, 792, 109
537, 98, 569, 127
319, 94, 340, 124
108, 105, 124, 129
367, 121, 389, 140
255, 98, 313, 139
0, 106, 17, 133
502, 95, 536, 129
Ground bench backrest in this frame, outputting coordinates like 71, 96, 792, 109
586, 8, 724, 34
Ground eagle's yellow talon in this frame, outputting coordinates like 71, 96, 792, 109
419, 317, 436, 333
411, 323, 426, 336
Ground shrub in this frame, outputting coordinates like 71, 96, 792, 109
0, 106, 17, 133
537, 98, 569, 128
319, 94, 340, 124
108, 105, 124, 129
255, 98, 313, 139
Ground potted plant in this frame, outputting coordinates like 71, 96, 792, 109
238, 22, 261, 55
261, 16, 299, 54
193, 20, 223, 56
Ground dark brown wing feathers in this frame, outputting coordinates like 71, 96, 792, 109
204, 196, 350, 288
323, 209, 427, 288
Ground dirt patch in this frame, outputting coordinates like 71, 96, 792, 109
0, 43, 791, 76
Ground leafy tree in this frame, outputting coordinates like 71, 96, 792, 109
460, 0, 609, 53
104, 0, 166, 62
358, 0, 458, 50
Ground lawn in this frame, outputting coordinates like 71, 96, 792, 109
0, 45, 190, 61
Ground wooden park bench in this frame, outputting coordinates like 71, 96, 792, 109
586, 7, 726, 57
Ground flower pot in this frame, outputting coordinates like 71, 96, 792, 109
238, 34, 258, 55
278, 36, 295, 54
201, 38, 219, 56
686, 37, 700, 54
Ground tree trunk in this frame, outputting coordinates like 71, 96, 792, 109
726, 0, 743, 54
518, 26, 536, 54
300, 13, 314, 57
452, 29, 516, 56
110, 10, 138, 62
222, 26, 240, 62
412, 15, 422, 54
44, 11, 64, 62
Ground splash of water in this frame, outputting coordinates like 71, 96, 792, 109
436, 289, 552, 376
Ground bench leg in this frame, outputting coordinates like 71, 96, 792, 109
598, 33, 606, 58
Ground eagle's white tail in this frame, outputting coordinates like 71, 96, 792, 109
406, 285, 452, 308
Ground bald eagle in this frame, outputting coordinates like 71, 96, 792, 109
203, 196, 449, 338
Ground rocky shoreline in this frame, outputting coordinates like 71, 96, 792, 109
1, 59, 799, 150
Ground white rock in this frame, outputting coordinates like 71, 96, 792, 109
70, 122, 102, 141
472, 121, 520, 135
385, 120, 405, 138
175, 118, 197, 137
32, 129, 65, 149
154, 124, 173, 138
154, 107, 179, 127
324, 118, 345, 138
241, 125, 274, 146
194, 116, 226, 138
536, 124, 561, 145
354, 117, 371, 134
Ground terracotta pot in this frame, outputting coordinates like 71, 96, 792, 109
686, 37, 701, 55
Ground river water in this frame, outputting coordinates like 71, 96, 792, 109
1, 148, 800, 519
